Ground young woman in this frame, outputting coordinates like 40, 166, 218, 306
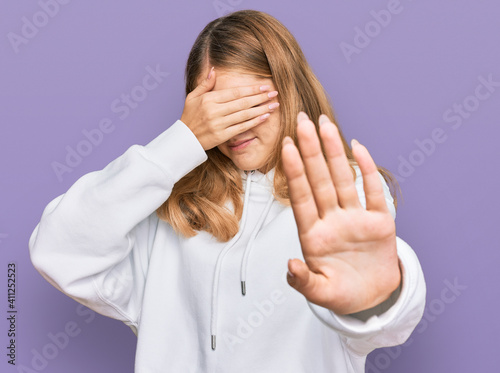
29, 9, 426, 372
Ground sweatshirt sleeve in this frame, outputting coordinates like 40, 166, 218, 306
28, 120, 207, 333
306, 166, 426, 357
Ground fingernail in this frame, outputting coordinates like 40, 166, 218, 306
282, 136, 293, 145
319, 114, 329, 126
260, 85, 271, 91
268, 91, 278, 98
287, 258, 295, 276
351, 138, 360, 147
259, 113, 270, 121
268, 102, 280, 110
207, 66, 214, 80
297, 111, 308, 122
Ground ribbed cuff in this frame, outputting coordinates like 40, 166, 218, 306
307, 237, 424, 343
142, 119, 208, 183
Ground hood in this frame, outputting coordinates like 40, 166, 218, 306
210, 167, 276, 350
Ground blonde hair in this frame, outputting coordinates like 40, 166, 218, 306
156, 9, 400, 242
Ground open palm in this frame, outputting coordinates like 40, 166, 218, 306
282, 112, 401, 315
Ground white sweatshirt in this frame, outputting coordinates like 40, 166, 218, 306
29, 119, 426, 373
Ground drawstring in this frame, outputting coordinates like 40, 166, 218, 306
210, 170, 275, 351
240, 194, 274, 296
210, 171, 253, 351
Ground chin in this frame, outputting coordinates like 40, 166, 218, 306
234, 163, 260, 172
231, 159, 264, 172
218, 146, 267, 172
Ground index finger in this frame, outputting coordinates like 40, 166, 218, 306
213, 84, 271, 103
282, 137, 319, 235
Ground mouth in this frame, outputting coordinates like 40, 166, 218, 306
228, 137, 256, 151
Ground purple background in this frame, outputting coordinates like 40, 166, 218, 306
1, 0, 499, 372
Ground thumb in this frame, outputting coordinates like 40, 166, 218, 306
287, 258, 316, 294
190, 66, 216, 98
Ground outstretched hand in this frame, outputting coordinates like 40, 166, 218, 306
282, 112, 401, 315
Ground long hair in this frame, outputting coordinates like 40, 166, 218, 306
156, 9, 400, 242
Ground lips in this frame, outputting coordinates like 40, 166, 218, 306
228, 138, 255, 148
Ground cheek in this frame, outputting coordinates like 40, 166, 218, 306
215, 143, 229, 158
258, 115, 281, 147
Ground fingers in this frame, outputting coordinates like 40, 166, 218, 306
224, 111, 273, 139
282, 136, 319, 235
199, 68, 279, 129
213, 84, 274, 104
222, 93, 279, 128
295, 113, 338, 217
351, 140, 389, 213
218, 90, 279, 121
209, 75, 278, 119
319, 114, 361, 209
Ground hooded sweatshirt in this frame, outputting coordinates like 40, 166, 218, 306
29, 119, 426, 373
